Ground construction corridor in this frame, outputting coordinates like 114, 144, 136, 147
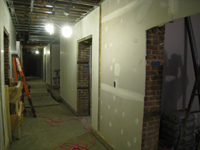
8, 77, 106, 150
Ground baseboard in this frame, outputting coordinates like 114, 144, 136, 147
60, 96, 78, 116
91, 126, 116, 150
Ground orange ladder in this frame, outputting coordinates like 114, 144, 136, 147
12, 54, 37, 118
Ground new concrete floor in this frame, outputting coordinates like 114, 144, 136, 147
9, 77, 106, 150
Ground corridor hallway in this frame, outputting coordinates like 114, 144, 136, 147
8, 77, 106, 150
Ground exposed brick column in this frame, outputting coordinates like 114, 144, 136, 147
142, 26, 165, 150
77, 43, 90, 116
4, 36, 9, 85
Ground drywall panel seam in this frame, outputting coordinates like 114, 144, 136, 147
102, 1, 141, 23
101, 83, 144, 102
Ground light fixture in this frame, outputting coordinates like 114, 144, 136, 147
46, 5, 53, 8
52, 5, 56, 15
62, 26, 72, 38
35, 50, 39, 54
64, 7, 70, 16
45, 23, 54, 35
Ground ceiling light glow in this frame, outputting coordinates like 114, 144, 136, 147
35, 50, 39, 54
45, 23, 54, 35
62, 26, 72, 38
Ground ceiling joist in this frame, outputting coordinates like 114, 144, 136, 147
5, 0, 102, 44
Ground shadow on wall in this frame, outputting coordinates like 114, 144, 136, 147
162, 52, 189, 112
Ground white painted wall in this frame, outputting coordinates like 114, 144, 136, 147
16, 41, 21, 56
43, 47, 46, 81
60, 8, 99, 128
51, 44, 60, 86
15, 41, 22, 77
100, 0, 200, 149
0, 0, 17, 149
45, 44, 51, 85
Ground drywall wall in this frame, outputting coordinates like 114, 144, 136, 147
16, 41, 23, 68
51, 44, 60, 86
0, 23, 2, 150
43, 47, 46, 81
37, 49, 43, 79
0, 0, 17, 149
15, 41, 23, 78
60, 8, 99, 128
16, 41, 21, 56
162, 14, 200, 123
45, 44, 51, 85
100, 0, 200, 149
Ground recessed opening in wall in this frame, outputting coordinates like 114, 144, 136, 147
4, 28, 10, 85
77, 36, 92, 116
160, 15, 200, 150
22, 48, 43, 78
142, 26, 165, 150
143, 14, 200, 150
50, 44, 60, 88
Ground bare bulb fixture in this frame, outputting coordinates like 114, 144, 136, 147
45, 23, 54, 35
35, 50, 39, 54
62, 26, 72, 38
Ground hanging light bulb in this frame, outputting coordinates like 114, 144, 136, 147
45, 23, 54, 35
62, 26, 72, 38
35, 50, 39, 54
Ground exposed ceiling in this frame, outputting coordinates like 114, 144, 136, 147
5, 0, 103, 48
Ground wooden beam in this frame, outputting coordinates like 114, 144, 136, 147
4, 85, 12, 143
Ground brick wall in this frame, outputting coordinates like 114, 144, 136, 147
77, 89, 90, 115
4, 36, 9, 85
78, 43, 90, 62
142, 26, 165, 150
78, 64, 89, 88
77, 42, 90, 116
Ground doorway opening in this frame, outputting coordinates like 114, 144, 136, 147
77, 36, 92, 116
142, 14, 200, 150
22, 48, 43, 78
4, 29, 9, 85
160, 15, 200, 149
142, 26, 165, 150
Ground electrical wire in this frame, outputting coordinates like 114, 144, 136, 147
36, 111, 95, 150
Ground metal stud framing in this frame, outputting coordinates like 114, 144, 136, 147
4, 0, 102, 45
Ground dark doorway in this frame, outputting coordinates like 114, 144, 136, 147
4, 29, 9, 85
77, 36, 92, 116
23, 48, 43, 78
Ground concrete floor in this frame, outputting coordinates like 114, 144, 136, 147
9, 77, 106, 150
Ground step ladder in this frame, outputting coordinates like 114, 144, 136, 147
176, 17, 200, 150
12, 54, 37, 118
176, 71, 200, 149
